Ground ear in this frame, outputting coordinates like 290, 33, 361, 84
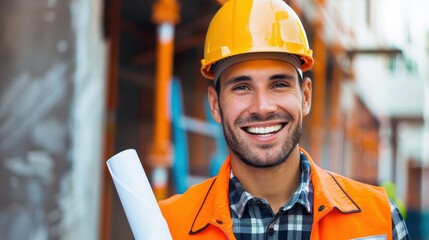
301, 77, 312, 116
207, 86, 222, 123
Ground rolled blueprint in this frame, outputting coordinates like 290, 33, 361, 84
106, 149, 172, 240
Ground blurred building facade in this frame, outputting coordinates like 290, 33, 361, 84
0, 0, 106, 239
0, 0, 428, 239
316, 0, 429, 237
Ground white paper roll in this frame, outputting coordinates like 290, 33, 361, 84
106, 149, 172, 240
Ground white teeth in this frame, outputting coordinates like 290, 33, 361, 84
246, 125, 282, 135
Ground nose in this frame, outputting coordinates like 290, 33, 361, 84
248, 89, 278, 116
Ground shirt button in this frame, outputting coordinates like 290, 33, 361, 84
216, 220, 223, 225
318, 205, 325, 212
268, 228, 275, 235
255, 200, 263, 206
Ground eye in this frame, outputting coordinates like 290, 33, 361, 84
272, 82, 290, 89
232, 85, 250, 91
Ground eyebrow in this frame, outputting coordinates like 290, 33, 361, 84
224, 75, 251, 87
223, 73, 297, 88
269, 73, 296, 80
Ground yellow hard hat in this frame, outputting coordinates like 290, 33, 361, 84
201, 0, 314, 80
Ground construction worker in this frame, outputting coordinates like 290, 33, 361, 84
159, 0, 410, 239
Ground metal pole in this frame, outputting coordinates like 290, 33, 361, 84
149, 0, 180, 200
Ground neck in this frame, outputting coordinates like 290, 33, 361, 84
230, 146, 302, 212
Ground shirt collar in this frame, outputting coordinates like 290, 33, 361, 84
229, 152, 313, 218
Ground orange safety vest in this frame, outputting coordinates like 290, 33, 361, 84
159, 148, 392, 240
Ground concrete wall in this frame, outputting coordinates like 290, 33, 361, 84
0, 0, 106, 239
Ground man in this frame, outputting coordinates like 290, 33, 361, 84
159, 0, 410, 239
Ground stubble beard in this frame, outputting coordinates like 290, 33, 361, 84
220, 108, 303, 169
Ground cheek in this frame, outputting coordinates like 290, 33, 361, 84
279, 95, 303, 115
220, 96, 248, 121
221, 105, 243, 120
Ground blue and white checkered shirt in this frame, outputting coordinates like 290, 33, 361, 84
229, 153, 410, 240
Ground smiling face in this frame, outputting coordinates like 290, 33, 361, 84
208, 59, 312, 168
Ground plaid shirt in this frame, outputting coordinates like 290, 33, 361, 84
229, 153, 410, 240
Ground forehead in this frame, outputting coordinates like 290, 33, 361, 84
220, 59, 298, 81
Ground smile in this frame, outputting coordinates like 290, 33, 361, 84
244, 124, 285, 136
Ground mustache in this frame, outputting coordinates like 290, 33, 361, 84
235, 113, 292, 125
